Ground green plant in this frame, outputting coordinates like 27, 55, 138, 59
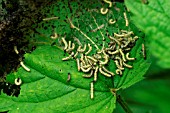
0, 0, 170, 113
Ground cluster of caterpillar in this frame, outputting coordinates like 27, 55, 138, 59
59, 1, 143, 99
61, 30, 137, 76
61, 29, 138, 99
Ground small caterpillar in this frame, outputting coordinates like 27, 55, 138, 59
121, 30, 128, 33
14, 78, 22, 86
74, 51, 79, 58
67, 73, 71, 82
61, 38, 68, 50
43, 17, 58, 21
78, 44, 87, 52
126, 53, 135, 61
114, 31, 133, 38
81, 64, 91, 69
103, 0, 112, 7
80, 54, 86, 65
102, 66, 115, 76
66, 43, 75, 52
99, 67, 112, 77
50, 33, 58, 40
123, 12, 129, 26
76, 58, 80, 71
94, 66, 99, 81
62, 52, 74, 61
20, 61, 30, 72
87, 56, 97, 63
87, 58, 93, 66
115, 56, 123, 67
90, 82, 94, 99
84, 56, 90, 65
108, 36, 121, 45
142, 43, 146, 59
80, 66, 92, 73
85, 44, 92, 55
68, 41, 71, 50
83, 70, 93, 78
109, 19, 116, 24
93, 54, 102, 60
14, 46, 19, 54
116, 69, 122, 75
119, 49, 126, 62
123, 62, 133, 68
114, 60, 124, 70
108, 50, 119, 55
99, 55, 109, 65
100, 8, 109, 14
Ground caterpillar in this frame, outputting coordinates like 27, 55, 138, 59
66, 43, 75, 52
94, 66, 99, 81
142, 43, 146, 59
43, 17, 59, 21
126, 53, 135, 61
100, 8, 109, 14
109, 19, 116, 24
14, 78, 22, 86
85, 44, 92, 55
123, 62, 133, 68
20, 61, 30, 72
103, 0, 112, 7
14, 46, 19, 54
90, 82, 94, 99
102, 66, 115, 76
119, 49, 126, 62
62, 52, 74, 61
76, 58, 80, 71
67, 73, 71, 82
99, 67, 112, 77
61, 38, 68, 50
116, 69, 122, 75
78, 44, 87, 52
123, 12, 129, 27
50, 33, 58, 40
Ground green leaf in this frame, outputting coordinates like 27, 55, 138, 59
115, 76, 170, 113
114, 38, 151, 89
1, 0, 151, 112
26, 0, 150, 90
125, 0, 170, 68
2, 46, 116, 113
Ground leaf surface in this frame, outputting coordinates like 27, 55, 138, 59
1, 0, 151, 113
125, 0, 170, 68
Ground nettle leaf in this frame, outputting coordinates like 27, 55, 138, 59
1, 0, 150, 112
114, 38, 150, 89
125, 0, 170, 68
2, 46, 116, 113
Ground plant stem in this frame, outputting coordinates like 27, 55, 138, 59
117, 95, 133, 113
